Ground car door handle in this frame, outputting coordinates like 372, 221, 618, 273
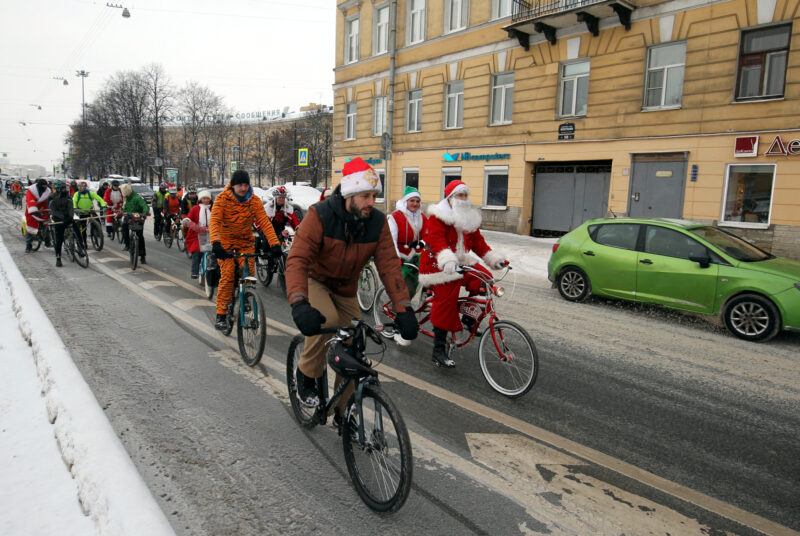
639, 259, 653, 265
582, 251, 595, 256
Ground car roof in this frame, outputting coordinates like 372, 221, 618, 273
584, 217, 705, 230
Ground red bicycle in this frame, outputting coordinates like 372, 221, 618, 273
373, 263, 538, 398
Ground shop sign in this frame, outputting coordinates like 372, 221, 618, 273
364, 157, 383, 165
558, 122, 575, 140
442, 151, 511, 162
734, 136, 759, 157
735, 134, 800, 157
764, 135, 800, 156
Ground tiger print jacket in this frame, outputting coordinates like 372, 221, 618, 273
209, 184, 279, 251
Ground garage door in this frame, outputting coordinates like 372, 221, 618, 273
532, 162, 611, 235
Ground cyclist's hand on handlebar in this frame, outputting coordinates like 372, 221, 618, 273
291, 301, 327, 336
494, 259, 510, 269
395, 307, 419, 340
442, 260, 457, 274
212, 241, 231, 260
269, 244, 282, 257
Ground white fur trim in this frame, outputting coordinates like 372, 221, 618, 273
446, 183, 470, 199
435, 248, 458, 270
419, 271, 462, 287
427, 198, 480, 232
340, 168, 382, 198
27, 206, 38, 214
482, 249, 505, 269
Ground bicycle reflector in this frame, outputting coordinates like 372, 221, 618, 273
493, 285, 505, 297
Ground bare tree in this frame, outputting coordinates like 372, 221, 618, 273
298, 107, 332, 188
142, 64, 174, 186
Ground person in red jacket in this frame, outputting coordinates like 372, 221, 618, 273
265, 186, 300, 238
25, 178, 51, 252
418, 180, 506, 368
183, 190, 213, 279
103, 180, 124, 237
388, 186, 427, 300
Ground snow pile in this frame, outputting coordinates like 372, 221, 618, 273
0, 234, 174, 536
482, 230, 556, 280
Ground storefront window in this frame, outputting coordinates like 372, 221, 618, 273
375, 168, 385, 202
403, 169, 419, 190
722, 164, 775, 224
442, 167, 461, 197
484, 166, 508, 207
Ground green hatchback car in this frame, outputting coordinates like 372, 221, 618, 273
547, 218, 800, 342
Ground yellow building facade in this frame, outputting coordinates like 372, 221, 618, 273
333, 0, 800, 258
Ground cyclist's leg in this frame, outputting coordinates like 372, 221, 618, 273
191, 251, 202, 278
330, 291, 361, 416
52, 222, 66, 262
215, 257, 237, 316
121, 219, 130, 249
297, 277, 338, 381
429, 280, 462, 367
137, 227, 146, 261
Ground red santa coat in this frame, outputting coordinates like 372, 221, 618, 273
103, 188, 124, 225
25, 185, 51, 234
265, 198, 300, 235
182, 203, 212, 254
388, 208, 427, 260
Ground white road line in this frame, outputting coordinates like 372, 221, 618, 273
139, 280, 177, 290
174, 298, 215, 311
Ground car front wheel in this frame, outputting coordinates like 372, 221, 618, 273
557, 266, 591, 302
722, 293, 781, 342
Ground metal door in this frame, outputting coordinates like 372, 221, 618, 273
532, 162, 611, 234
629, 155, 687, 218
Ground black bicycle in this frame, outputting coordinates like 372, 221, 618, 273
286, 320, 412, 513
124, 213, 146, 270
220, 251, 267, 367
63, 221, 89, 268
27, 221, 52, 252
12, 192, 23, 210
75, 210, 104, 252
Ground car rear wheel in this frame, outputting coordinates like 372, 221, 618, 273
556, 266, 591, 302
723, 293, 781, 342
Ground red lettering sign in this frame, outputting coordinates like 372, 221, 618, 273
765, 135, 788, 156
734, 136, 759, 157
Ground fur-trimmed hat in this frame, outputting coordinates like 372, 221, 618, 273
120, 183, 133, 197
340, 158, 382, 198
444, 180, 470, 199
400, 185, 421, 203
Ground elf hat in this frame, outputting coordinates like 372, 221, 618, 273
340, 157, 382, 198
400, 185, 421, 203
444, 180, 470, 199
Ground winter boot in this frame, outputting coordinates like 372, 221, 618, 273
214, 313, 228, 331
431, 327, 455, 368
25, 244, 32, 253
55, 256, 63, 267
295, 369, 320, 407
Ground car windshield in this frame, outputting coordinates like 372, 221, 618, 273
688, 226, 772, 262
131, 184, 149, 192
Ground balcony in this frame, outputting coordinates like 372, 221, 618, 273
505, 0, 634, 49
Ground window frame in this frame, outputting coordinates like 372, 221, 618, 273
407, 0, 426, 45
483, 165, 508, 209
372, 96, 387, 137
643, 225, 709, 261
491, 0, 513, 20
489, 71, 514, 126
443, 80, 464, 129
444, 0, 469, 34
719, 163, 776, 229
373, 3, 390, 56
406, 88, 423, 133
374, 167, 386, 203
344, 14, 360, 65
735, 23, 791, 101
403, 168, 420, 190
441, 167, 462, 198
588, 223, 641, 251
344, 102, 357, 141
557, 59, 590, 118
642, 41, 686, 110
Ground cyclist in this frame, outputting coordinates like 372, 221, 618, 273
180, 185, 199, 216
285, 157, 418, 417
96, 180, 109, 200
48, 179, 77, 267
120, 183, 150, 264
103, 180, 124, 237
11, 180, 23, 205
418, 180, 506, 368
209, 170, 282, 330
265, 186, 301, 237
151, 182, 168, 240
25, 178, 51, 253
387, 185, 427, 300
73, 181, 107, 249
183, 190, 213, 279
162, 185, 182, 238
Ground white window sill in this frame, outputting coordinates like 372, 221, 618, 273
343, 137, 356, 141
406, 129, 422, 134
731, 96, 784, 104
489, 121, 512, 127
641, 105, 681, 112
443, 125, 463, 131
556, 114, 587, 120
718, 221, 770, 230
481, 205, 507, 211
444, 27, 467, 35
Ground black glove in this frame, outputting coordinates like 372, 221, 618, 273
212, 241, 230, 260
291, 301, 327, 336
269, 244, 283, 257
395, 307, 419, 341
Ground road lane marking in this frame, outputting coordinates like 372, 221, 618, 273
90, 252, 797, 536
174, 298, 215, 311
94, 257, 124, 263
139, 280, 177, 290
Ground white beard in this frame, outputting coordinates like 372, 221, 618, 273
450, 199, 481, 233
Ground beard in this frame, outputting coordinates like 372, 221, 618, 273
450, 198, 481, 232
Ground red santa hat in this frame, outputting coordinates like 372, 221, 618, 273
340, 158, 382, 198
444, 180, 470, 199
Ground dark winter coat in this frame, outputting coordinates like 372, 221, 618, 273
48, 191, 74, 223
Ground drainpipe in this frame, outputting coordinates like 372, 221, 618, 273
385, 0, 397, 208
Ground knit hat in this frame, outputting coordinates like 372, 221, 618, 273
120, 184, 133, 197
340, 158, 382, 198
400, 185, 421, 203
198, 190, 212, 201
168, 186, 177, 194
231, 169, 250, 186
444, 180, 470, 199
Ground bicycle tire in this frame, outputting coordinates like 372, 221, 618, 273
163, 228, 173, 248
30, 230, 43, 252
277, 254, 287, 296
478, 320, 538, 398
357, 264, 377, 312
177, 227, 186, 252
237, 290, 266, 367
73, 235, 89, 268
204, 274, 216, 300
342, 384, 413, 513
286, 334, 318, 429
65, 233, 76, 262
371, 287, 396, 339
90, 220, 104, 251
222, 297, 235, 336
130, 236, 139, 270
255, 257, 273, 286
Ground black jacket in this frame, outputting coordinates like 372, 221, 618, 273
49, 191, 74, 222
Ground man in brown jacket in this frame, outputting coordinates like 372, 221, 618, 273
286, 158, 418, 414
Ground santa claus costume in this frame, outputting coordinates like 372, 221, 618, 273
265, 187, 301, 237
25, 180, 51, 251
388, 186, 428, 300
103, 183, 125, 236
419, 180, 505, 367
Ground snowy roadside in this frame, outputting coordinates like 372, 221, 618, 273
0, 233, 174, 536
481, 229, 556, 280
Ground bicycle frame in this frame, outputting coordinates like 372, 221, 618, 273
231, 253, 260, 329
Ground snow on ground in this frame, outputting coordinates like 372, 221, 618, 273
482, 229, 557, 280
0, 233, 174, 536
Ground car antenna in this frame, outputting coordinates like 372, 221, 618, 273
609, 210, 617, 218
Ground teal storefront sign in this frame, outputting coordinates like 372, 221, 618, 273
442, 151, 510, 162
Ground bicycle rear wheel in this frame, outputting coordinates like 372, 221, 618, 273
478, 320, 538, 398
176, 227, 186, 252
255, 257, 273, 286
204, 274, 216, 300
371, 287, 396, 339
90, 220, 104, 251
286, 335, 318, 428
73, 235, 89, 268
357, 264, 377, 312
130, 236, 139, 270
65, 233, 76, 262
342, 384, 412, 513
237, 289, 266, 367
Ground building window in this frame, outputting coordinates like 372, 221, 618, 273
643, 42, 685, 109
558, 60, 589, 117
490, 72, 514, 125
407, 0, 426, 45
721, 164, 775, 225
373, 4, 389, 55
373, 96, 387, 136
407, 89, 423, 132
375, 168, 386, 202
444, 80, 464, 129
345, 16, 360, 64
491, 0, 513, 19
344, 102, 357, 140
484, 166, 508, 207
736, 24, 791, 100
442, 167, 462, 197
444, 0, 468, 34
403, 168, 419, 190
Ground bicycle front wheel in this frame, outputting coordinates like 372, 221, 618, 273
204, 273, 216, 300
90, 221, 104, 251
371, 287, 395, 339
64, 233, 75, 261
176, 227, 186, 252
357, 264, 377, 312
286, 335, 317, 428
237, 290, 266, 367
130, 236, 139, 270
342, 384, 412, 513
478, 320, 538, 398
115, 222, 123, 243
73, 235, 89, 268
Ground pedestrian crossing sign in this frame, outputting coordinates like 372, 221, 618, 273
298, 148, 308, 167
231, 161, 237, 172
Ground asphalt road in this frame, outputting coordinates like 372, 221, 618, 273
1, 200, 798, 536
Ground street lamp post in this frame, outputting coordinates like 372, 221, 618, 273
76, 70, 89, 125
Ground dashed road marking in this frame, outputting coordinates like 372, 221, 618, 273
174, 298, 215, 311
94, 257, 124, 263
139, 280, 177, 289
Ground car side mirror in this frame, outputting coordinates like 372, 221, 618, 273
689, 253, 711, 268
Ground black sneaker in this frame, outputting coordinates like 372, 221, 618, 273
140, 257, 146, 265
214, 313, 228, 331
25, 244, 32, 253
190, 273, 198, 279
432, 345, 455, 368
55, 257, 63, 267
295, 369, 320, 407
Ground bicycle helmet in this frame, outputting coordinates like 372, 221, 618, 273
327, 340, 373, 379
168, 186, 177, 194
272, 186, 287, 198
159, 182, 168, 191
52, 179, 67, 191
187, 185, 197, 193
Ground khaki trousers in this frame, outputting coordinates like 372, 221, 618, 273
298, 277, 361, 413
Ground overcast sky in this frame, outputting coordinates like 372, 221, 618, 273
0, 0, 335, 170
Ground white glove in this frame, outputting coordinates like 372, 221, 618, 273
493, 259, 508, 270
442, 261, 457, 274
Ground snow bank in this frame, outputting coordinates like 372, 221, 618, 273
0, 234, 174, 536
